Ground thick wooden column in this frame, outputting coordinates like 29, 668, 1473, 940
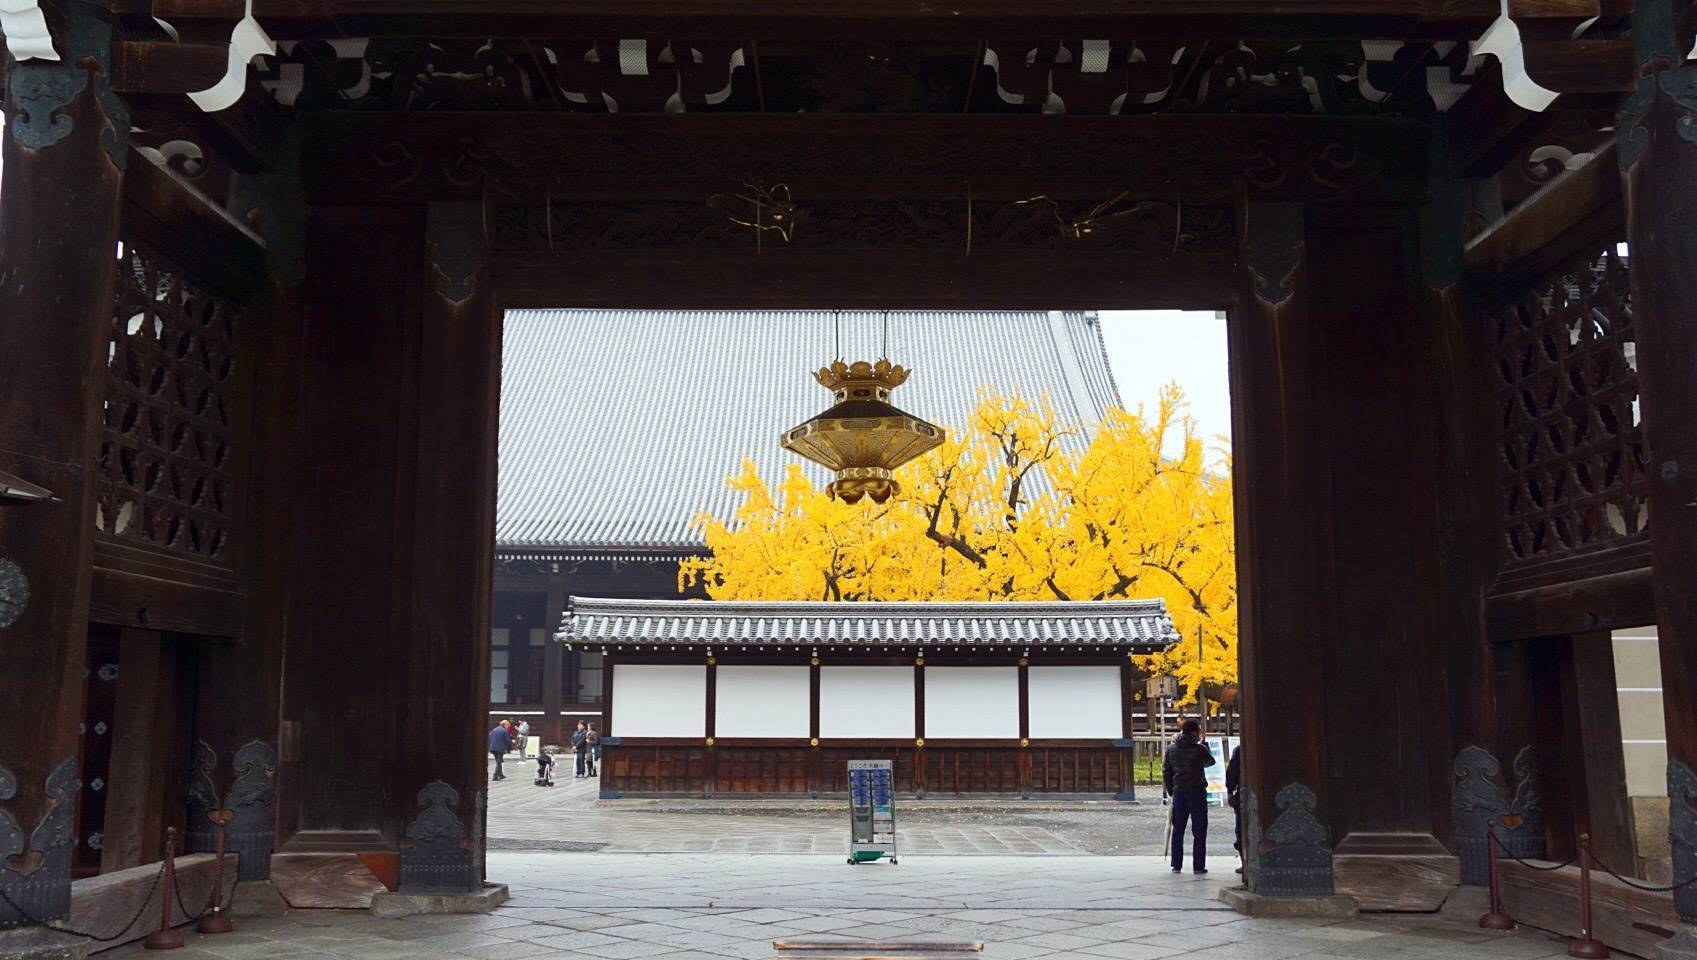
1230, 202, 1334, 898
1617, 3, 1697, 940
0, 6, 129, 926
397, 202, 498, 893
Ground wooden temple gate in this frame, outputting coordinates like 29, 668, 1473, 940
0, 0, 1694, 951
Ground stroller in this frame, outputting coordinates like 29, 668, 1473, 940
533, 751, 557, 787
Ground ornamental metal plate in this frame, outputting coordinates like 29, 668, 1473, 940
0, 558, 27, 629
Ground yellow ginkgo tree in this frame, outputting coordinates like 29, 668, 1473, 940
679, 385, 1237, 702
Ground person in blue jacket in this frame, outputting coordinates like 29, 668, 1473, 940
488, 721, 513, 781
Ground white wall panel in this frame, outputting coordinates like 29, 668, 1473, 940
1027, 666, 1123, 739
612, 664, 705, 737
819, 666, 915, 739
924, 667, 1019, 739
715, 665, 811, 738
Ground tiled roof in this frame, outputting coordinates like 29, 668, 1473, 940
563, 597, 1177, 651
498, 310, 1120, 553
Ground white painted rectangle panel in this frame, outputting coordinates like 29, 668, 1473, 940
820, 666, 915, 739
1028, 666, 1123, 739
924, 667, 1019, 739
716, 665, 811, 738
612, 664, 706, 737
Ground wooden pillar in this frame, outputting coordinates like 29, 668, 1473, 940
1617, 5, 1697, 938
102, 630, 188, 874
0, 5, 129, 926
704, 657, 717, 797
1572, 634, 1639, 879
397, 203, 498, 893
1230, 202, 1334, 898
544, 574, 566, 744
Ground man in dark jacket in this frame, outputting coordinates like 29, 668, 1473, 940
1163, 718, 1216, 874
489, 722, 512, 781
1225, 744, 1243, 873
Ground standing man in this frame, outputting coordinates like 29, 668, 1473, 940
489, 720, 513, 781
516, 718, 531, 761
1163, 718, 1216, 874
571, 721, 588, 778
585, 723, 601, 777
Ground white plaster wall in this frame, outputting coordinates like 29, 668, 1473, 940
820, 666, 915, 739
612, 664, 706, 737
1027, 665, 1122, 739
715, 665, 811, 738
1613, 627, 1667, 798
924, 667, 1019, 739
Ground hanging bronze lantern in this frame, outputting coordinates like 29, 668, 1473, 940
780, 359, 945, 504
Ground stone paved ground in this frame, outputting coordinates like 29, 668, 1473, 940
100, 852, 1578, 960
486, 756, 1234, 858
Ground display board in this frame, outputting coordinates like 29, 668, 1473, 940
923, 666, 1019, 739
715, 665, 810, 738
1205, 734, 1240, 806
1027, 665, 1123, 738
611, 664, 706, 737
819, 666, 915, 739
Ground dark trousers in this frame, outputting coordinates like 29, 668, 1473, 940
586, 750, 597, 776
491, 750, 505, 778
1171, 789, 1208, 870
575, 749, 587, 777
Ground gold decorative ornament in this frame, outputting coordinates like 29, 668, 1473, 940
705, 737, 715, 747
1018, 657, 1029, 667
915, 738, 925, 748
810, 656, 820, 667
707, 655, 717, 665
781, 357, 945, 504
1019, 738, 1030, 748
809, 737, 820, 747
915, 656, 925, 667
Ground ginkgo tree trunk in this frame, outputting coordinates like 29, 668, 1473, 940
679, 385, 1237, 703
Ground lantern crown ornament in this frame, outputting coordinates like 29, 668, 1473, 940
780, 357, 945, 504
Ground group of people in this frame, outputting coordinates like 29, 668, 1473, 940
486, 717, 602, 783
1161, 717, 1244, 875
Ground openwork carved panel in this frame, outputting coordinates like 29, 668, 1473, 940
96, 241, 242, 565
1494, 238, 1646, 572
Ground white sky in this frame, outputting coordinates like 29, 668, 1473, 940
1098, 310, 1232, 458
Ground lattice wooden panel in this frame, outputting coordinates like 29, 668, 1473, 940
1494, 239, 1646, 569
95, 241, 241, 565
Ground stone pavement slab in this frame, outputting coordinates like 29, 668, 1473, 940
95, 852, 1581, 960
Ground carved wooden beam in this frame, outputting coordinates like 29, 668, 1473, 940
112, 40, 230, 93
237, 0, 1497, 41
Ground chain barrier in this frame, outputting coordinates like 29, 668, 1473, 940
1489, 831, 1697, 891
0, 859, 165, 943
173, 867, 242, 922
1588, 852, 1697, 894
1489, 832, 1577, 871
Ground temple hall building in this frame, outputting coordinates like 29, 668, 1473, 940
492, 309, 1124, 743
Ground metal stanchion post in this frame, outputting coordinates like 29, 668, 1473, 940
1567, 833, 1609, 959
144, 828, 185, 950
196, 813, 234, 934
1480, 819, 1517, 930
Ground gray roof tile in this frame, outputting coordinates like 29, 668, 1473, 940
498, 309, 1119, 552
562, 597, 1177, 651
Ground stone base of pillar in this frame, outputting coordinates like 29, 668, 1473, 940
1654, 926, 1697, 960
1219, 885, 1358, 918
0, 926, 91, 960
369, 882, 510, 918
